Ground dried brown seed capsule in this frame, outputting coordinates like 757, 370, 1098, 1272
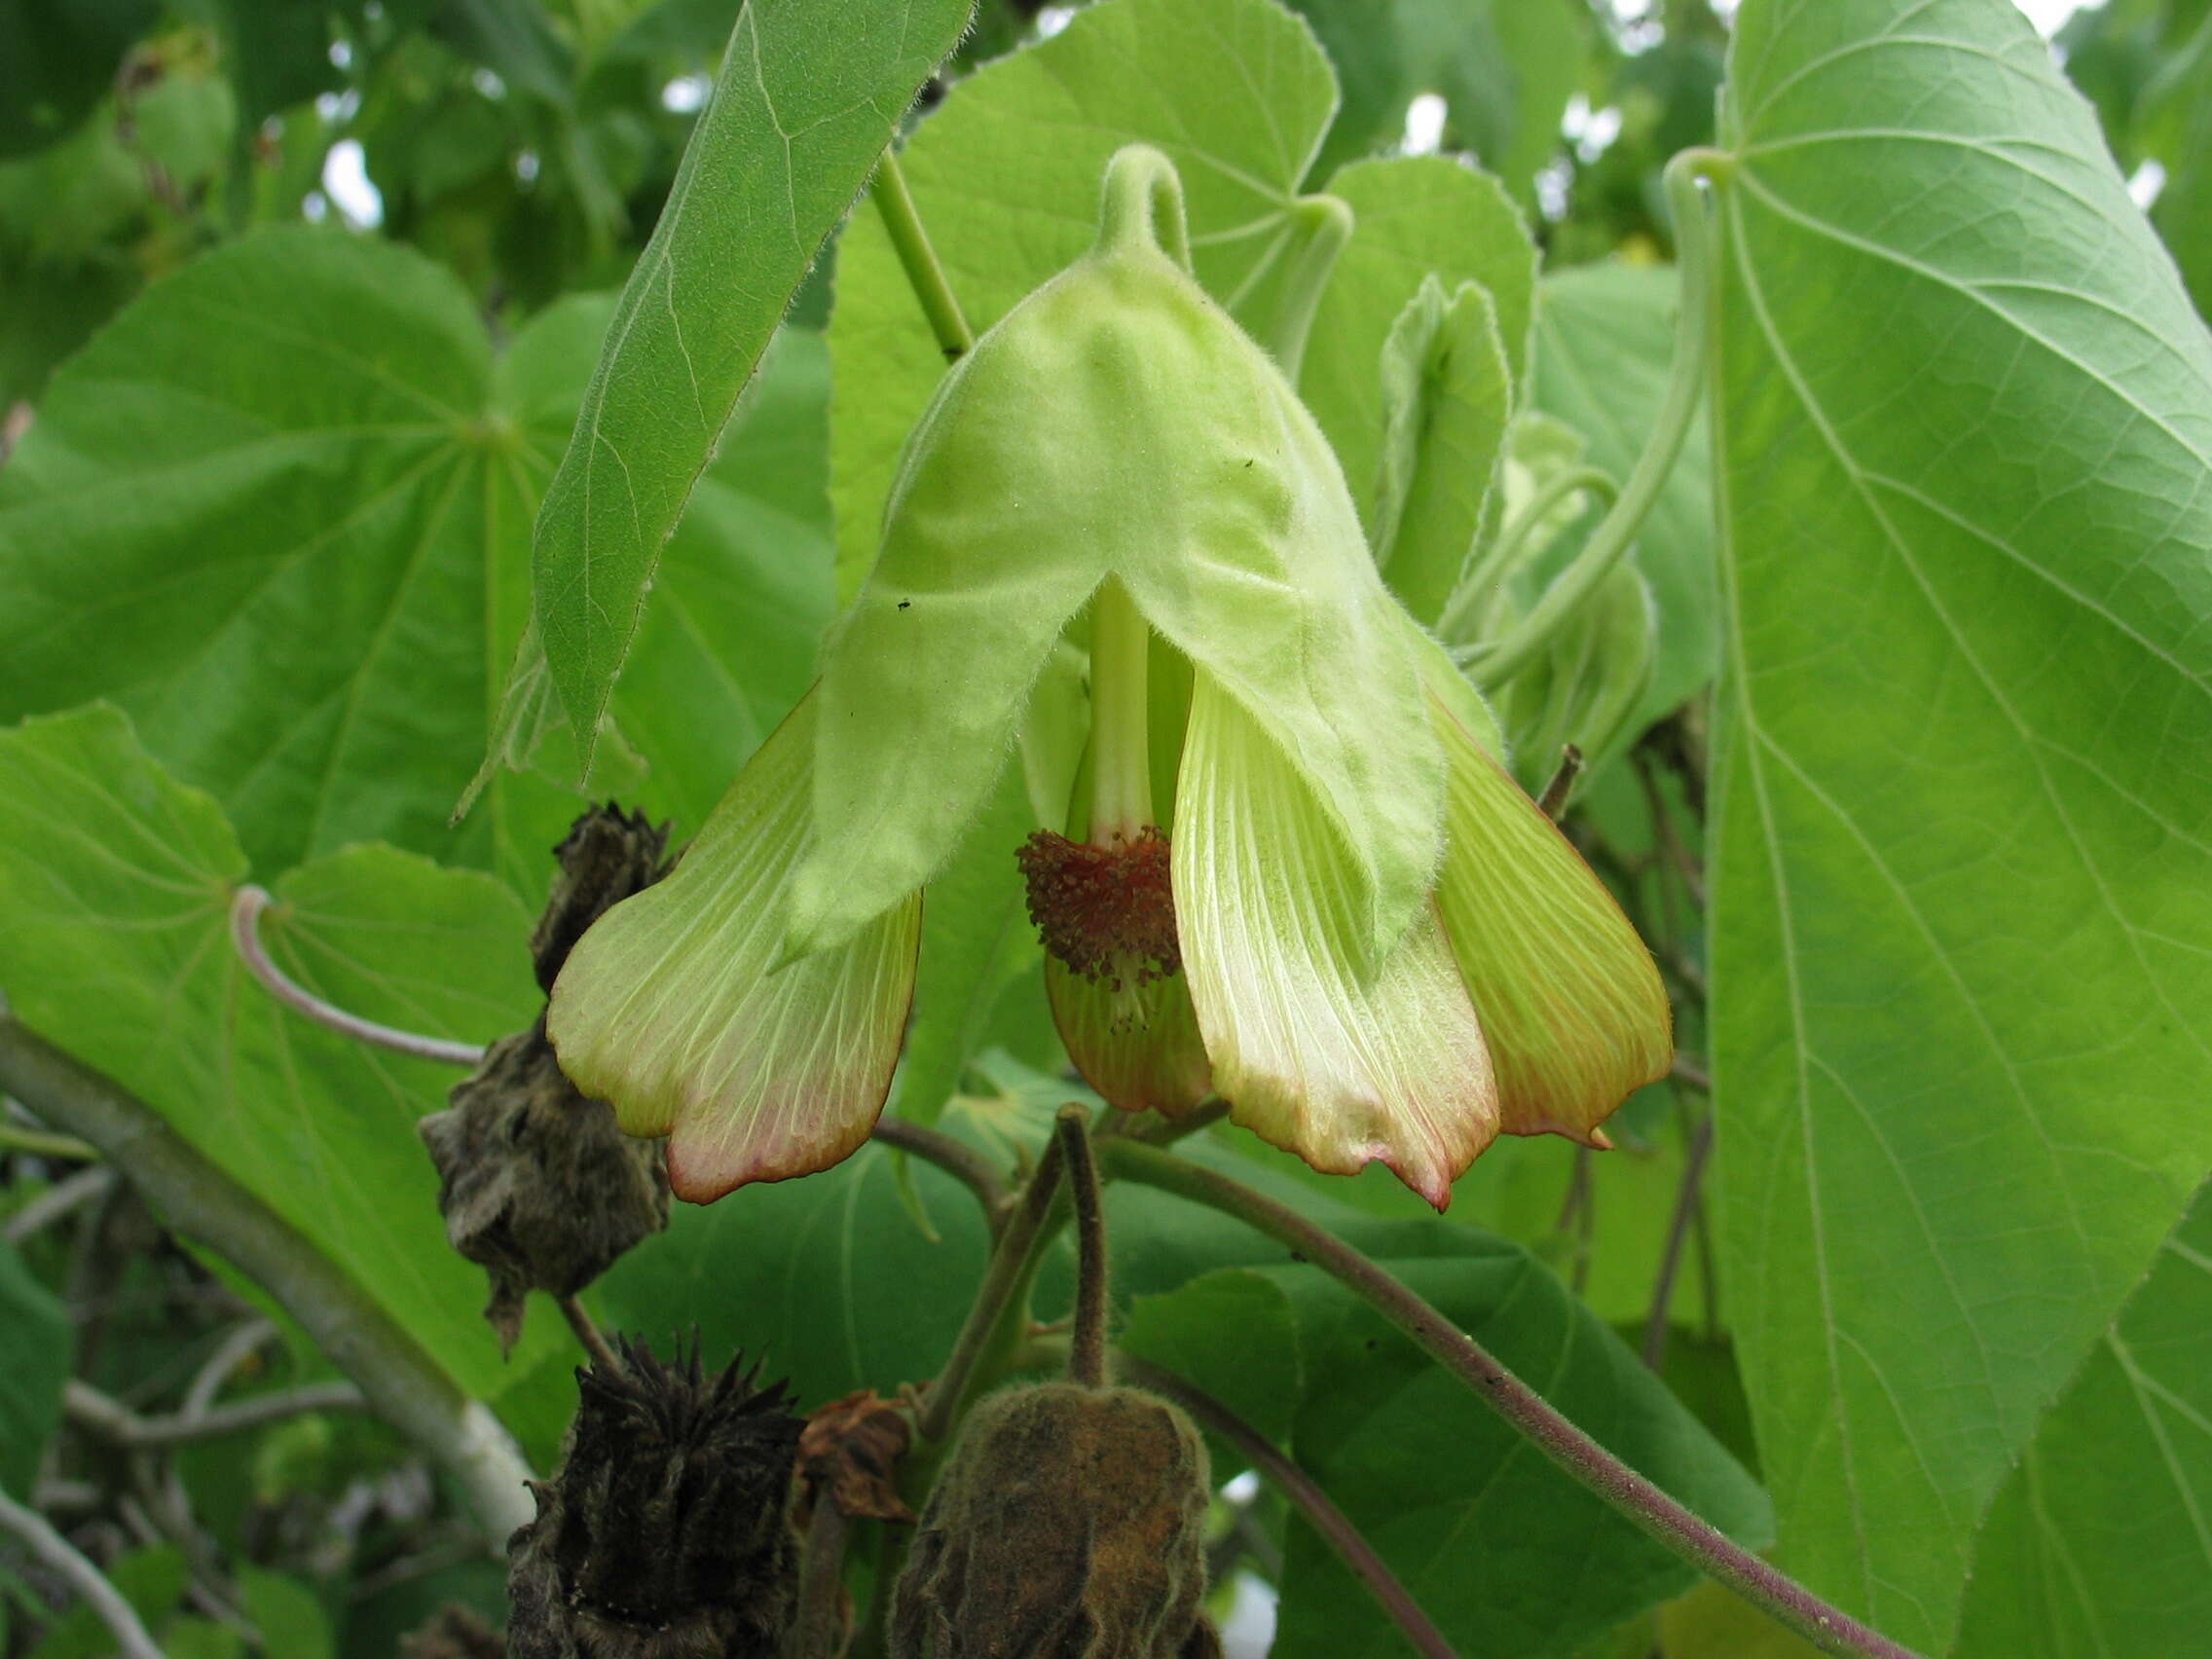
531, 805, 675, 992
506, 1340, 804, 1659
798, 1388, 917, 1525
891, 1382, 1217, 1659
421, 1024, 670, 1351
420, 804, 674, 1349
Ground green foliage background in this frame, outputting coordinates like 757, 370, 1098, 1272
1, 2, 2208, 1657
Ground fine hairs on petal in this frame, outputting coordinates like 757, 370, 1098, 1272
547, 691, 923, 1202
1172, 670, 1498, 1207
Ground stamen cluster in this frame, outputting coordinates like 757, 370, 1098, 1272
1014, 827, 1180, 991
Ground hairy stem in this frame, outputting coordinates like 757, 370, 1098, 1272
1054, 1106, 1108, 1387
558, 1293, 626, 1377
1443, 464, 1620, 641
1098, 1139, 1928, 1659
873, 148, 974, 360
0, 1486, 166, 1659
230, 886, 487, 1066
1262, 194, 1353, 381
789, 1501, 855, 1659
1459, 151, 1729, 683
1120, 1355, 1460, 1659
914, 1127, 1068, 1444
0, 1014, 535, 1548
871, 1117, 1011, 1222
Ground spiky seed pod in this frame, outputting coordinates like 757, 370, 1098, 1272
420, 804, 674, 1349
506, 1341, 805, 1659
891, 1382, 1217, 1659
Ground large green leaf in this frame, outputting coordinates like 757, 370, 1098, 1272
828, 0, 1341, 599
1103, 1149, 1771, 1659
1532, 261, 1716, 726
532, 0, 971, 767
1709, 1, 2212, 1648
0, 1238, 69, 1499
594, 1139, 994, 1410
1119, 1266, 1303, 1447
0, 231, 832, 894
0, 704, 564, 1405
1952, 1178, 2212, 1659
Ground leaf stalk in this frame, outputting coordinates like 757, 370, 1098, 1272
1459, 150, 1730, 684
873, 148, 975, 360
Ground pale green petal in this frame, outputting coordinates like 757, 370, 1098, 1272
1045, 954, 1213, 1119
1428, 683, 1672, 1142
548, 692, 921, 1201
1174, 671, 1496, 1209
793, 147, 1443, 960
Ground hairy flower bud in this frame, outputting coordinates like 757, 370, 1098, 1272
891, 1382, 1217, 1659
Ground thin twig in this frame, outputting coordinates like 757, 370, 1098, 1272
0, 1120, 99, 1161
1633, 747, 1706, 908
0, 1487, 167, 1659
1098, 1140, 1929, 1659
344, 1533, 483, 1604
1121, 1356, 1460, 1659
119, 1478, 256, 1641
1660, 944, 1709, 1004
788, 1500, 855, 1659
228, 886, 487, 1066
65, 1378, 367, 1447
558, 1294, 626, 1378
184, 1319, 278, 1419
1104, 1096, 1229, 1147
1054, 1107, 1108, 1387
1537, 744, 1585, 821
4, 1164, 114, 1244
1693, 1186, 1722, 1346
871, 1117, 1010, 1220
1672, 1055, 1713, 1093
0, 1015, 535, 1547
1641, 1111, 1715, 1371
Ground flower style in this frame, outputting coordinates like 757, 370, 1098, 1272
547, 146, 1670, 1208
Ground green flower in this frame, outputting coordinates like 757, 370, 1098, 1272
548, 147, 1669, 1207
